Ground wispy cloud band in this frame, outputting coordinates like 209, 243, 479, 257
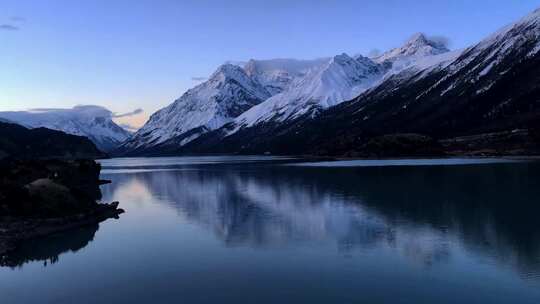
0, 24, 19, 31
113, 108, 143, 118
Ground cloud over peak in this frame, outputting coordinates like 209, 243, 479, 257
113, 108, 144, 118
16, 105, 144, 122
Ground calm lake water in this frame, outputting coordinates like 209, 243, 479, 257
2, 156, 540, 303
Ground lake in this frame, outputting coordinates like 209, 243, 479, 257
1, 156, 540, 303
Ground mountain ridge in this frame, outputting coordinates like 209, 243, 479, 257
117, 7, 540, 157
177, 7, 540, 156
0, 121, 106, 160
118, 33, 450, 156
0, 106, 131, 152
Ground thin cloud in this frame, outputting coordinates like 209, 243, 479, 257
10, 16, 25, 23
28, 108, 65, 112
113, 108, 144, 118
119, 123, 139, 133
0, 24, 19, 31
191, 77, 207, 82
27, 105, 144, 119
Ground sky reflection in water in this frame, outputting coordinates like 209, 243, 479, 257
1, 157, 540, 304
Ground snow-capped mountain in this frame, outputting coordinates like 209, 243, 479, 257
160, 6, 540, 157
373, 33, 449, 66
230, 53, 384, 132
184, 7, 540, 156
117, 58, 335, 154
118, 64, 271, 153
226, 36, 452, 135
243, 58, 329, 95
117, 32, 458, 156
0, 106, 131, 152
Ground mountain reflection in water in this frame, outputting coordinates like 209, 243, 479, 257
3, 158, 540, 304
101, 161, 540, 280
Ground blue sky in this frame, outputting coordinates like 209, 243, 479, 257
1, 0, 539, 127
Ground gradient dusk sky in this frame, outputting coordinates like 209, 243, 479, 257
1, 0, 539, 127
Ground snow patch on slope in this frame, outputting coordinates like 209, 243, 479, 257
121, 64, 271, 150
244, 58, 329, 95
373, 33, 450, 66
231, 53, 384, 131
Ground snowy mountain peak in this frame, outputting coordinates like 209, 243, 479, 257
243, 59, 261, 74
243, 58, 328, 95
404, 33, 446, 50
118, 62, 272, 152
374, 32, 449, 64
329, 53, 380, 76
115, 6, 540, 157
210, 63, 250, 82
354, 53, 380, 68
202, 63, 271, 101
229, 53, 385, 131
331, 53, 352, 63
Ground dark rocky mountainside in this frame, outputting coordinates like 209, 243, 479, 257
0, 122, 122, 260
170, 9, 540, 157
0, 105, 132, 152
0, 121, 106, 160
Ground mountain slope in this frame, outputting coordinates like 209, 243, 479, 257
223, 35, 455, 135
181, 8, 540, 156
117, 32, 454, 156
0, 121, 105, 160
0, 106, 130, 152
116, 64, 271, 155
243, 58, 329, 95
228, 54, 384, 132
373, 33, 449, 67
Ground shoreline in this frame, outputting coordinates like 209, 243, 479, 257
0, 159, 125, 261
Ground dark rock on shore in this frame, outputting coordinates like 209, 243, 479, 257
351, 134, 443, 157
0, 159, 123, 259
0, 159, 107, 217
441, 129, 540, 156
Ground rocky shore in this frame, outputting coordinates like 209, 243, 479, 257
0, 159, 123, 258
327, 129, 540, 158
